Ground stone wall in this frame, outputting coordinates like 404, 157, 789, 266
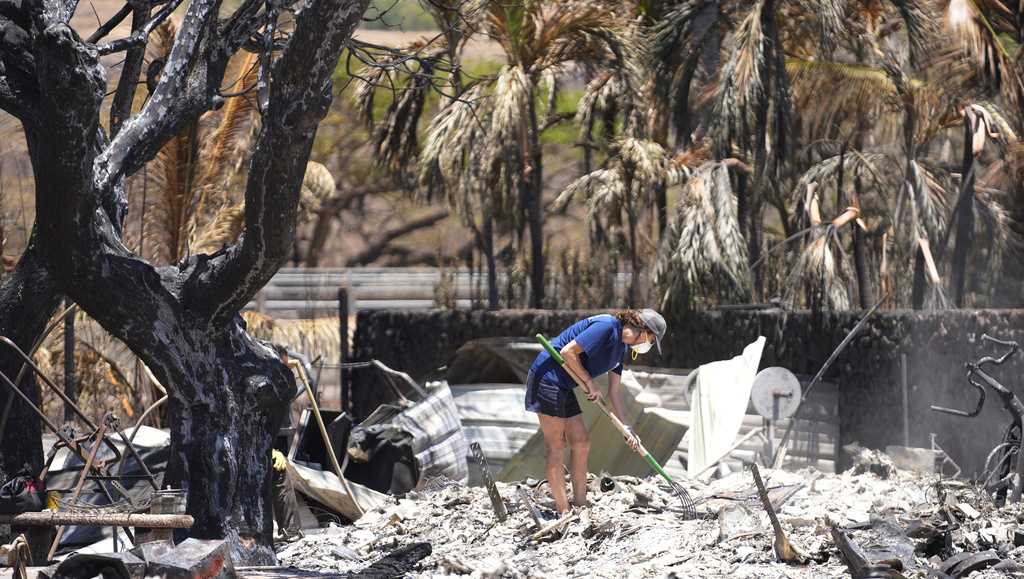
353, 308, 1024, 475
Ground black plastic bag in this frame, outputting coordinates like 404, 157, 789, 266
0, 468, 44, 514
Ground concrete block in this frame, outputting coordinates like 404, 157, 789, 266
146, 539, 234, 578
885, 445, 940, 474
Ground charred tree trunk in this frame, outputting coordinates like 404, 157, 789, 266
951, 112, 978, 308
852, 131, 872, 308
63, 297, 76, 421
526, 91, 545, 308
158, 318, 292, 562
626, 176, 639, 308
0, 239, 61, 477
654, 182, 667, 242
10, 0, 370, 565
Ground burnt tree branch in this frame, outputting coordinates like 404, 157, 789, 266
85, 3, 133, 43
12, 0, 374, 565
194, 0, 371, 325
108, 0, 152, 136
98, 0, 220, 189
96, 0, 183, 55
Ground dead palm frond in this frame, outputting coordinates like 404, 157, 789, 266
557, 138, 679, 219
144, 27, 260, 264
191, 203, 244, 254
191, 161, 336, 253
353, 41, 446, 174
194, 51, 260, 208
786, 58, 901, 137
786, 226, 851, 310
725, 0, 767, 108
888, 0, 938, 65
943, 0, 1024, 111
556, 168, 625, 220
655, 161, 750, 309
242, 312, 340, 364
790, 152, 898, 205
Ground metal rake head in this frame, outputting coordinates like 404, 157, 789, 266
667, 481, 700, 520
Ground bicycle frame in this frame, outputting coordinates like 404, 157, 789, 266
931, 334, 1024, 503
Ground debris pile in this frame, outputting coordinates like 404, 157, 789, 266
271, 464, 917, 577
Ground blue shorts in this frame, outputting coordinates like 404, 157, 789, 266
525, 369, 582, 418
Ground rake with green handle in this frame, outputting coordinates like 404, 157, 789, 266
535, 333, 698, 520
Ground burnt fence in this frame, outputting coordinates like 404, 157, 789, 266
353, 308, 1024, 475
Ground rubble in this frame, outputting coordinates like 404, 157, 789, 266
846, 443, 899, 479
272, 455, 1024, 577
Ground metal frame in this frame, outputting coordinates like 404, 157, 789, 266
931, 334, 1024, 503
0, 333, 167, 556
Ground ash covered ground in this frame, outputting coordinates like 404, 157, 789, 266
276, 458, 1024, 578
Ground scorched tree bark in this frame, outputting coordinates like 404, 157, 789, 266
1, 0, 369, 564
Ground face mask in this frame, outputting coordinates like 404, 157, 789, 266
631, 341, 653, 355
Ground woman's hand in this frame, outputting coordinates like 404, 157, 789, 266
622, 426, 641, 453
585, 386, 604, 405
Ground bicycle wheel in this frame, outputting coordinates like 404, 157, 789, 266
986, 422, 1021, 505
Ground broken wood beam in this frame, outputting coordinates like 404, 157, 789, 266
0, 512, 194, 528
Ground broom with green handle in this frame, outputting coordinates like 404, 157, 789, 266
535, 333, 698, 519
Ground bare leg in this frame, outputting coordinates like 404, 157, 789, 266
538, 414, 569, 513
565, 414, 591, 507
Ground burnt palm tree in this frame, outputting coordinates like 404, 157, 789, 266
415, 0, 633, 308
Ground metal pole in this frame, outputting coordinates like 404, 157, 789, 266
338, 287, 349, 415
771, 293, 888, 468
290, 361, 364, 517
63, 300, 76, 422
901, 353, 910, 447
49, 419, 108, 561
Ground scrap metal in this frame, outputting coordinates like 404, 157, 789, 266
516, 486, 542, 529
930, 334, 1024, 503
470, 442, 507, 522
48, 416, 110, 561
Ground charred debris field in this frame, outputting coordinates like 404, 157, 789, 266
273, 457, 1024, 578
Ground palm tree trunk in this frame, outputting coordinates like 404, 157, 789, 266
749, 200, 763, 300
626, 174, 638, 307
912, 249, 926, 309
483, 211, 498, 310
526, 89, 545, 308
852, 225, 871, 308
852, 129, 872, 308
673, 48, 702, 149
654, 181, 668, 241
951, 114, 977, 307
751, 92, 769, 301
